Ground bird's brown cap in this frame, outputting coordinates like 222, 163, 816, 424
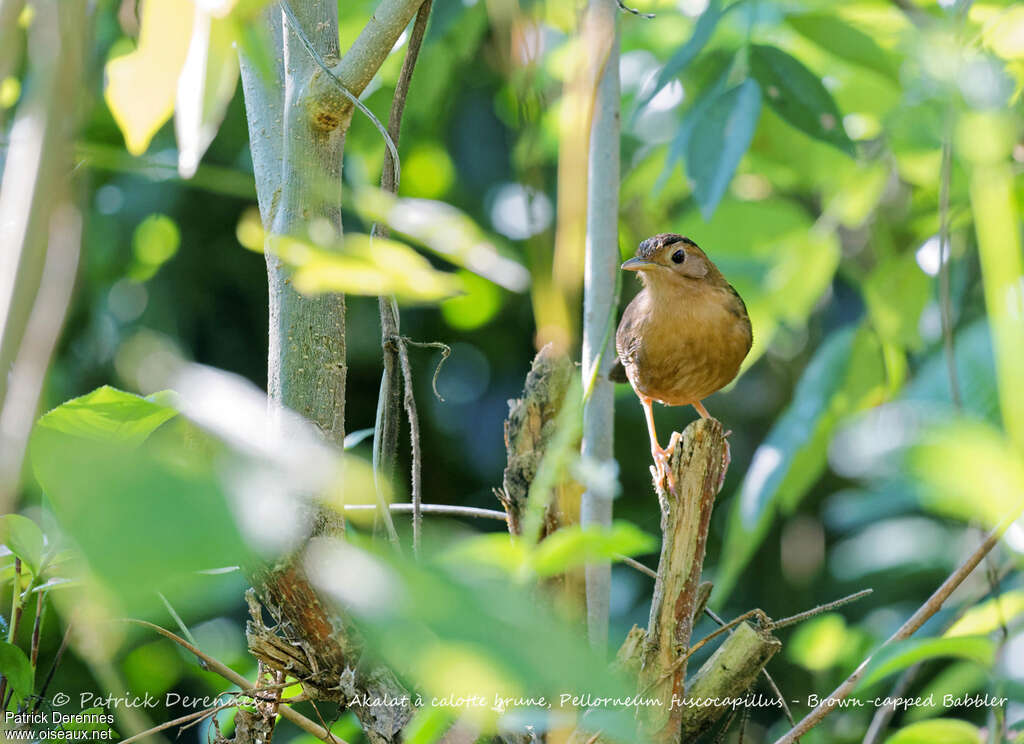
636, 233, 696, 260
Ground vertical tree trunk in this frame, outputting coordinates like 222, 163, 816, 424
237, 1, 425, 740
580, 0, 620, 651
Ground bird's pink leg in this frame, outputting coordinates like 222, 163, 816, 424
640, 395, 676, 493
693, 399, 730, 492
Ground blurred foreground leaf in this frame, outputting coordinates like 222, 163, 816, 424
531, 522, 655, 577
858, 636, 995, 690
237, 209, 464, 302
30, 387, 250, 604
174, 8, 240, 177
445, 522, 654, 580
307, 534, 639, 739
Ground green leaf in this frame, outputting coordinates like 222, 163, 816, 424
0, 514, 44, 576
686, 78, 762, 219
716, 325, 889, 602
945, 591, 1024, 638
31, 386, 178, 447
175, 11, 240, 177
530, 522, 656, 578
30, 387, 249, 605
750, 44, 855, 156
285, 234, 464, 302
884, 718, 982, 744
786, 13, 899, 81
634, 0, 723, 114
659, 54, 733, 191
0, 642, 34, 705
858, 636, 996, 690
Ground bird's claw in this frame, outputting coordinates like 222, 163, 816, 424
653, 445, 677, 495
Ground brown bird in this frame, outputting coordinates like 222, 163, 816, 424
611, 233, 752, 490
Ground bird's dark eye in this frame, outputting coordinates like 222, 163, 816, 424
671, 249, 686, 264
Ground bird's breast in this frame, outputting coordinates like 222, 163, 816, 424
620, 288, 750, 406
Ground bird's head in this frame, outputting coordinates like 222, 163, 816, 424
621, 234, 715, 284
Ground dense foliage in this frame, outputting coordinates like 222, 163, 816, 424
2, 0, 1023, 742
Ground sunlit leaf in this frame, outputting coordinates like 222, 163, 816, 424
0, 514, 44, 576
286, 234, 463, 302
686, 79, 762, 219
175, 8, 240, 177
884, 718, 982, 744
105, 0, 194, 155
909, 420, 1024, 528
786, 13, 899, 80
30, 386, 178, 446
530, 522, 656, 578
237, 218, 466, 302
858, 636, 996, 690
750, 45, 855, 156
787, 614, 852, 672
353, 190, 530, 292
0, 642, 34, 704
634, 0, 722, 114
945, 591, 1024, 638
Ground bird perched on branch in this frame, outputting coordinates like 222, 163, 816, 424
611, 234, 752, 491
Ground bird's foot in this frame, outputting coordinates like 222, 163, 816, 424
652, 444, 677, 495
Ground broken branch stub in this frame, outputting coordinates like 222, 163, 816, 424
680, 621, 782, 739
498, 344, 575, 536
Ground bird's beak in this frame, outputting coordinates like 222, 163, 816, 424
621, 257, 658, 271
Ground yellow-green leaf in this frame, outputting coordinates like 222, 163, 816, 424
945, 591, 1024, 638
105, 0, 194, 156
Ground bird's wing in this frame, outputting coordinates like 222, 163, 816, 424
614, 293, 646, 383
